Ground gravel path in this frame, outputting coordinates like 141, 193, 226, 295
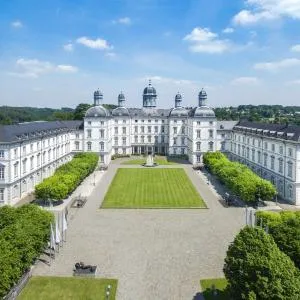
33, 160, 245, 300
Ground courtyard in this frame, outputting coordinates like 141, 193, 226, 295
102, 168, 206, 208
32, 161, 245, 300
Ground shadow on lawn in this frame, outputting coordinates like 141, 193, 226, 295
193, 288, 230, 300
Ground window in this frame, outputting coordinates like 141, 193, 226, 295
278, 158, 283, 173
48, 150, 51, 161
209, 121, 213, 125
173, 148, 177, 154
161, 136, 164, 143
271, 156, 275, 170
87, 142, 92, 151
134, 126, 138, 133
148, 126, 151, 133
154, 126, 158, 133
14, 162, 18, 178
147, 136, 151, 143
209, 142, 214, 151
197, 130, 201, 138
181, 137, 185, 145
14, 148, 17, 158
287, 161, 293, 177
209, 130, 214, 138
173, 138, 177, 145
264, 153, 268, 167
0, 165, 4, 179
161, 126, 165, 133
271, 144, 275, 152
101, 121, 104, 125
114, 127, 118, 135
122, 137, 126, 145
181, 148, 185, 155
182, 127, 185, 134
148, 119, 151, 123
264, 142, 268, 150
196, 142, 201, 151
141, 126, 145, 133
100, 142, 104, 151
238, 144, 241, 155
246, 148, 250, 159
114, 148, 118, 154
75, 142, 79, 150
123, 120, 126, 124
173, 127, 177, 134
242, 146, 245, 157
76, 133, 79, 139
114, 137, 118, 146
122, 148, 126, 154
43, 152, 46, 164
30, 156, 34, 170
257, 151, 261, 164
134, 136, 138, 143
122, 127, 126, 135
37, 154, 40, 167
23, 146, 26, 155
0, 150, 4, 158
100, 155, 104, 163
289, 185, 293, 199
0, 188, 4, 202
87, 129, 92, 138
141, 136, 145, 143
135, 120, 138, 123
197, 121, 201, 125
196, 155, 201, 162
100, 130, 104, 138
88, 121, 91, 125
114, 120, 118, 124
155, 136, 158, 143
288, 148, 293, 157
279, 145, 283, 154
221, 142, 225, 151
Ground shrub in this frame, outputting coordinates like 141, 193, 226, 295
203, 152, 276, 205
224, 226, 300, 299
111, 154, 130, 160
35, 153, 98, 201
0, 205, 53, 298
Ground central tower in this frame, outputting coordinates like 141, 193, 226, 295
143, 80, 157, 108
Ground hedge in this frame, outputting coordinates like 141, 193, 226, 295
0, 205, 53, 298
203, 152, 276, 204
35, 153, 98, 201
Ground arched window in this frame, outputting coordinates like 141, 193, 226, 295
87, 142, 92, 151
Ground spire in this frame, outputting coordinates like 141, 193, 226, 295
118, 91, 126, 107
175, 92, 182, 108
198, 88, 207, 107
94, 89, 103, 106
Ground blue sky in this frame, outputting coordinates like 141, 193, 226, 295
1, 0, 300, 108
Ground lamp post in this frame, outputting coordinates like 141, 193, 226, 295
105, 284, 111, 300
93, 172, 96, 186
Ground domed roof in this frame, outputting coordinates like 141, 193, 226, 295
169, 107, 188, 117
85, 105, 109, 118
118, 92, 125, 100
94, 89, 103, 96
112, 107, 129, 116
198, 88, 207, 98
193, 106, 215, 118
143, 80, 156, 95
175, 92, 182, 100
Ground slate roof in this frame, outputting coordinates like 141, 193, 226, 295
0, 120, 83, 143
233, 121, 300, 141
217, 121, 239, 130
127, 108, 172, 117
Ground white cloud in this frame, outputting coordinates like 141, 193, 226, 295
290, 44, 300, 52
9, 58, 78, 78
223, 27, 234, 34
11, 20, 23, 28
231, 76, 260, 85
57, 65, 78, 73
63, 43, 74, 52
183, 27, 231, 54
113, 17, 132, 25
254, 58, 300, 71
76, 36, 112, 50
233, 0, 300, 25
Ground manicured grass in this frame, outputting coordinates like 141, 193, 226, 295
18, 276, 117, 300
200, 278, 229, 300
121, 156, 178, 165
101, 168, 206, 208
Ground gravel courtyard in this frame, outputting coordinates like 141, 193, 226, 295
33, 161, 245, 300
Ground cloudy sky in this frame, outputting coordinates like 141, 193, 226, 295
1, 0, 300, 108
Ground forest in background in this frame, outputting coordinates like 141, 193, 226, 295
0, 104, 300, 126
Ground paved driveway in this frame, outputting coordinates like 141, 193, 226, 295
33, 162, 245, 300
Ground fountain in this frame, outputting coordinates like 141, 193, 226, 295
143, 154, 158, 167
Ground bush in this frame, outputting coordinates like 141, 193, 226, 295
35, 153, 98, 201
111, 154, 130, 160
0, 205, 53, 298
224, 227, 300, 299
203, 152, 276, 205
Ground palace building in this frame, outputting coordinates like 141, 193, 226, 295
0, 81, 299, 206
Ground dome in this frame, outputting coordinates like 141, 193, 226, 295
85, 105, 109, 118
175, 93, 182, 101
169, 107, 188, 117
198, 89, 207, 98
143, 80, 156, 95
112, 107, 129, 116
118, 92, 125, 101
193, 106, 215, 118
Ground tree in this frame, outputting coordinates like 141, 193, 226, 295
73, 103, 91, 120
224, 227, 300, 300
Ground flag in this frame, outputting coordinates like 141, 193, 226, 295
50, 223, 55, 249
62, 211, 68, 232
55, 219, 61, 244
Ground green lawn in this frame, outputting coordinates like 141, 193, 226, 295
200, 278, 229, 300
101, 168, 206, 208
18, 276, 117, 300
121, 156, 178, 165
